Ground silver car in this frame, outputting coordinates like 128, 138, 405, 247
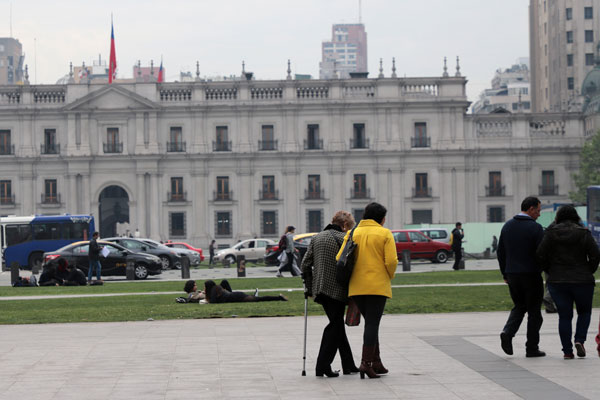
140, 239, 200, 267
214, 238, 276, 265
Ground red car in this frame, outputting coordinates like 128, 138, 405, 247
391, 230, 452, 263
165, 241, 205, 262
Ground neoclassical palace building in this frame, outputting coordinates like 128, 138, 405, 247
0, 69, 585, 247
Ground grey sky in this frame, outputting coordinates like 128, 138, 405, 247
3, 0, 529, 104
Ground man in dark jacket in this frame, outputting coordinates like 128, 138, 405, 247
497, 196, 545, 357
451, 222, 464, 270
87, 232, 103, 283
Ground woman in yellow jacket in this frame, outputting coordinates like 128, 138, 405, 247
337, 202, 397, 379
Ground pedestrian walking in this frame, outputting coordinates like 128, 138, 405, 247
451, 222, 464, 270
497, 196, 546, 357
536, 205, 600, 359
276, 226, 300, 277
301, 211, 359, 378
491, 235, 498, 253
337, 202, 398, 379
87, 232, 103, 284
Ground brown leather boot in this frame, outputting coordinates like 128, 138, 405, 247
372, 344, 388, 375
359, 345, 380, 379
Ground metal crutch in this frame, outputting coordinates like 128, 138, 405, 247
302, 278, 308, 376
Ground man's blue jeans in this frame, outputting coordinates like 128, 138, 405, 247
88, 259, 102, 281
547, 283, 595, 354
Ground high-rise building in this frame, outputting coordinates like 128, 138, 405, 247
530, 0, 600, 112
319, 23, 367, 79
0, 38, 24, 85
472, 60, 531, 114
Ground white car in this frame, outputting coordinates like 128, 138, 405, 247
214, 238, 276, 265
417, 228, 451, 244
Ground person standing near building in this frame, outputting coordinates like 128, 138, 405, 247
87, 232, 103, 284
276, 226, 298, 277
301, 211, 359, 378
497, 196, 545, 357
451, 222, 464, 270
209, 240, 216, 267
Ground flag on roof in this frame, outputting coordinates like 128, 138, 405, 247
157, 58, 164, 83
108, 18, 117, 83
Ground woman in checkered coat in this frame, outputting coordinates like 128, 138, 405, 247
301, 210, 358, 378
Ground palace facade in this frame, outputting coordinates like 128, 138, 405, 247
0, 74, 585, 247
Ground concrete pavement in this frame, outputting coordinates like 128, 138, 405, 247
1, 311, 599, 399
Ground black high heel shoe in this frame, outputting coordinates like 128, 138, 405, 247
343, 366, 360, 375
315, 367, 340, 378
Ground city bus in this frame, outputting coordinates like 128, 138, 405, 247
0, 214, 95, 270
587, 186, 600, 244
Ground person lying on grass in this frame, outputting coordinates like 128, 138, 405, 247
203, 279, 288, 303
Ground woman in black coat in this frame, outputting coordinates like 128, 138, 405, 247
301, 211, 359, 378
536, 205, 600, 359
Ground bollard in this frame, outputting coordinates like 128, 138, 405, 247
237, 255, 246, 277
126, 259, 136, 280
402, 250, 411, 272
180, 257, 190, 279
10, 261, 20, 285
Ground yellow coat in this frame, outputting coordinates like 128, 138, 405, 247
336, 219, 398, 298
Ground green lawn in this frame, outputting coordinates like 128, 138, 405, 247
0, 270, 506, 297
2, 285, 600, 325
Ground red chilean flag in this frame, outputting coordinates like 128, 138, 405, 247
108, 20, 117, 83
157, 59, 164, 83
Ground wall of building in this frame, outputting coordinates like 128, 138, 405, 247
0, 77, 584, 249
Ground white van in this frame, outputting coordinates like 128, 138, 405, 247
417, 228, 451, 244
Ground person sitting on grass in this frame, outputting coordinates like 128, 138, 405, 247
63, 260, 87, 286
203, 279, 288, 303
39, 264, 64, 286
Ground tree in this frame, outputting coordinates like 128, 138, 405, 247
571, 131, 600, 203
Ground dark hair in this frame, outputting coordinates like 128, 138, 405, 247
455, 222, 462, 227
183, 280, 196, 293
92, 231, 99, 238
363, 202, 387, 224
555, 205, 581, 224
204, 280, 217, 302
521, 196, 540, 212
286, 225, 295, 233
58, 258, 68, 268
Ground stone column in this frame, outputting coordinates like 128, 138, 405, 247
136, 173, 146, 234
135, 112, 146, 154
148, 112, 159, 153
66, 114, 77, 155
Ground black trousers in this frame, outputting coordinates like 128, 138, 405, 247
316, 295, 356, 371
503, 273, 544, 351
452, 246, 462, 269
352, 295, 387, 347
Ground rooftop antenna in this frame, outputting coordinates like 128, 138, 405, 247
34, 37, 37, 84
10, 2, 13, 37
358, 0, 362, 24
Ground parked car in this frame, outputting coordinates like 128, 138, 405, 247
264, 233, 318, 266
165, 241, 205, 262
214, 238, 276, 265
391, 230, 452, 263
42, 240, 163, 280
140, 239, 200, 266
104, 237, 182, 270
417, 228, 451, 244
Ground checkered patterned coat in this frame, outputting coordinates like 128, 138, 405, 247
301, 226, 347, 303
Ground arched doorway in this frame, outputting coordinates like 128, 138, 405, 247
99, 185, 130, 238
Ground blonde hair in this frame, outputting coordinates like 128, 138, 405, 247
331, 211, 355, 231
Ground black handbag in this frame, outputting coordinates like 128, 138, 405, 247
336, 226, 357, 285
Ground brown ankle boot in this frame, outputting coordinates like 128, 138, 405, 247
372, 344, 388, 374
359, 345, 380, 379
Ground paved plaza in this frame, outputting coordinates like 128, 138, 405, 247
1, 311, 599, 399
2, 259, 599, 399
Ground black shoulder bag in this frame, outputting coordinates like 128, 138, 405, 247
335, 226, 358, 286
